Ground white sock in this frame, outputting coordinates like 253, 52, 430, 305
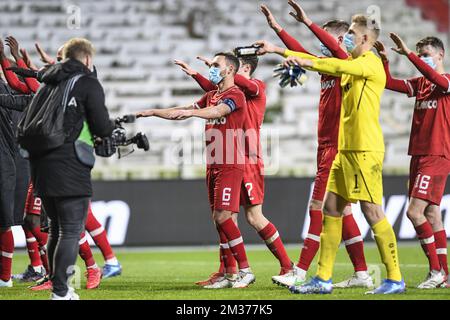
356, 270, 369, 278
296, 267, 307, 279
105, 257, 118, 265
87, 263, 98, 269
33, 265, 44, 273
240, 267, 251, 273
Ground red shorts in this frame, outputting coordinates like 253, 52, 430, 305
312, 145, 338, 201
25, 183, 42, 216
240, 164, 264, 206
206, 167, 244, 213
409, 155, 450, 205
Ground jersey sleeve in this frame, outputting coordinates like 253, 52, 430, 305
277, 29, 314, 55
407, 52, 450, 93
16, 59, 40, 93
223, 89, 246, 113
383, 60, 410, 94
308, 23, 348, 59
234, 74, 261, 97
404, 77, 420, 97
194, 92, 208, 109
192, 73, 216, 92
0, 58, 31, 94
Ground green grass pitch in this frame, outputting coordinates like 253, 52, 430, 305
2, 243, 450, 300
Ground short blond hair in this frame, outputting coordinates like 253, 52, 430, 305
351, 14, 380, 39
62, 38, 95, 62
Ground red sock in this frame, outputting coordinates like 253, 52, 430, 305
218, 228, 237, 274
297, 209, 322, 271
219, 218, 249, 270
258, 222, 291, 270
434, 230, 448, 275
218, 247, 225, 274
415, 221, 441, 271
30, 227, 49, 273
79, 232, 96, 269
0, 230, 14, 281
342, 214, 367, 272
24, 228, 42, 267
85, 205, 115, 261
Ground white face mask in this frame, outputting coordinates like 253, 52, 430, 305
420, 56, 437, 69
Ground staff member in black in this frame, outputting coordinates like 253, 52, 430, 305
27, 38, 114, 300
0, 74, 30, 288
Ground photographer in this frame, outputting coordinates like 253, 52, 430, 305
27, 38, 114, 300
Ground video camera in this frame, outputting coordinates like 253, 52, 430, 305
234, 45, 261, 57
95, 114, 150, 158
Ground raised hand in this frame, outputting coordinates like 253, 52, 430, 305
260, 4, 282, 33
196, 56, 213, 67
374, 41, 389, 62
20, 48, 38, 70
390, 33, 412, 56
5, 36, 21, 60
252, 40, 278, 55
174, 59, 197, 76
35, 42, 55, 64
288, 0, 312, 26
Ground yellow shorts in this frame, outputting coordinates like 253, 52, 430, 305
326, 151, 384, 205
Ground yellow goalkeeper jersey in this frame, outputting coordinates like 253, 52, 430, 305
284, 49, 386, 152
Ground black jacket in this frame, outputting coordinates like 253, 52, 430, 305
0, 79, 30, 227
30, 59, 114, 197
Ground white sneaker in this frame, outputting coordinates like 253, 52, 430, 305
417, 270, 446, 289
0, 279, 12, 288
204, 275, 234, 289
51, 287, 80, 300
333, 271, 374, 288
232, 270, 256, 288
272, 265, 306, 288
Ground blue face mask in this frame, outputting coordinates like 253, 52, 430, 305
209, 67, 224, 85
344, 33, 356, 53
421, 56, 436, 70
319, 42, 332, 57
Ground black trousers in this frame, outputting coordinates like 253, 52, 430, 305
41, 196, 89, 297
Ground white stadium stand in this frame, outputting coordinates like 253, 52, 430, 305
0, 0, 448, 179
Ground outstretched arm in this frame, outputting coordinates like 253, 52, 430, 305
174, 59, 216, 92
407, 52, 450, 92
261, 4, 312, 54
374, 41, 409, 94
169, 103, 232, 120
308, 23, 347, 59
253, 40, 316, 60
0, 39, 31, 94
136, 104, 196, 119
5, 36, 40, 92
390, 32, 449, 93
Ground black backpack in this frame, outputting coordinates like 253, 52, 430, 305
17, 74, 84, 156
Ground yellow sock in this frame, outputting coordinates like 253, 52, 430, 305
372, 217, 402, 282
316, 215, 342, 281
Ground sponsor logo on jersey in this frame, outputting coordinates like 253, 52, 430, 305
206, 117, 227, 125
415, 99, 437, 110
321, 79, 336, 90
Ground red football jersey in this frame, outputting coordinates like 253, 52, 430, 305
242, 79, 266, 167
195, 86, 248, 170
318, 74, 341, 147
405, 74, 450, 158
